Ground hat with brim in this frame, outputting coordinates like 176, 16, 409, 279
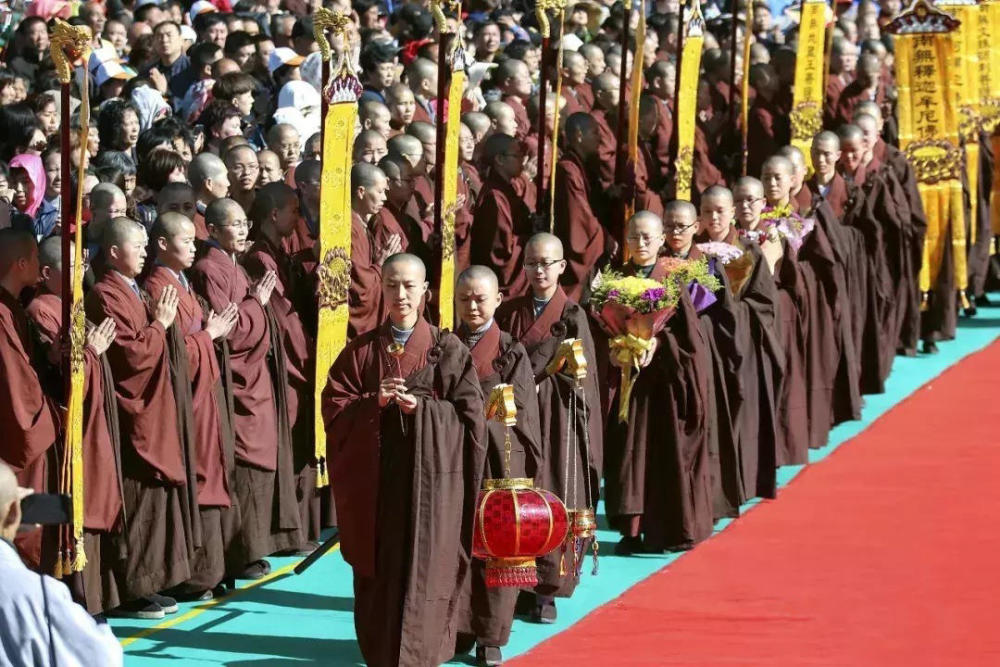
269, 47, 306, 74
189, 0, 216, 22
88, 47, 137, 89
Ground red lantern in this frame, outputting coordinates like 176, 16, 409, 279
472, 478, 569, 588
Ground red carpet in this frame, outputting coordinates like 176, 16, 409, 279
514, 340, 1000, 666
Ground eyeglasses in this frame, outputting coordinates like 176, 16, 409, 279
626, 233, 663, 245
735, 196, 764, 206
230, 164, 259, 175
217, 219, 253, 230
664, 223, 696, 235
524, 259, 563, 270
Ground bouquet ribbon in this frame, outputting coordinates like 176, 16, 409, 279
610, 333, 654, 423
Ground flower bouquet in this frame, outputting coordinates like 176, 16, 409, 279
591, 258, 720, 422
759, 203, 816, 253
696, 242, 755, 298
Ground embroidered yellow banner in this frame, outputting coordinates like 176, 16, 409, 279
313, 10, 358, 487
439, 64, 464, 331
889, 1, 964, 300
675, 5, 704, 201
790, 0, 826, 172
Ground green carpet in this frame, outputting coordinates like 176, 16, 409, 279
112, 297, 1000, 666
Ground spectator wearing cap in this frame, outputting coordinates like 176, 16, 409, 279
269, 47, 305, 91
359, 40, 399, 105
388, 3, 433, 45
89, 47, 138, 102
144, 21, 197, 105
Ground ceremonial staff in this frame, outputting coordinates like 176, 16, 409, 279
535, 0, 565, 220
50, 20, 91, 575
312, 9, 359, 488
740, 2, 753, 176
614, 0, 632, 193
431, 0, 465, 330
625, 3, 645, 217
789, 0, 827, 172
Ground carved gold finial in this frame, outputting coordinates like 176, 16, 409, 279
544, 338, 588, 383
486, 384, 518, 426
50, 21, 92, 84
313, 8, 351, 63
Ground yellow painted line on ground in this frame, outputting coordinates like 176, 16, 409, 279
119, 543, 342, 648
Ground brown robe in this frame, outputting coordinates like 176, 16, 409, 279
496, 287, 603, 597
592, 107, 618, 192
145, 266, 243, 591
503, 95, 531, 143
84, 271, 192, 599
566, 82, 595, 113
553, 151, 613, 303
0, 287, 61, 572
322, 318, 486, 667
349, 211, 385, 338
832, 79, 886, 129
245, 234, 320, 546
27, 291, 126, 614
282, 214, 317, 257
470, 171, 534, 297
190, 244, 301, 563
602, 261, 714, 550
456, 322, 543, 647
747, 97, 789, 178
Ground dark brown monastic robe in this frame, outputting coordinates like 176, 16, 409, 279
190, 244, 301, 564
145, 266, 242, 591
27, 291, 126, 614
1, 287, 61, 572
245, 235, 320, 547
322, 318, 486, 667
602, 261, 714, 550
349, 211, 385, 338
553, 152, 612, 303
84, 271, 192, 599
567, 82, 595, 113
747, 97, 789, 178
496, 287, 603, 598
593, 107, 619, 192
456, 321, 543, 648
969, 133, 994, 300
470, 172, 534, 297
649, 96, 674, 186
832, 80, 886, 128
823, 74, 849, 129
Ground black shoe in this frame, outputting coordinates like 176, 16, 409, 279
922, 340, 939, 355
239, 559, 271, 579
169, 588, 212, 602
454, 632, 476, 656
614, 535, 643, 555
149, 593, 178, 614
293, 541, 321, 557
211, 583, 230, 599
107, 598, 164, 620
897, 347, 917, 358
530, 598, 557, 624
975, 295, 993, 308
476, 645, 503, 666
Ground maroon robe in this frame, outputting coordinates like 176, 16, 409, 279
84, 271, 193, 599
823, 73, 849, 129
0, 287, 61, 571
27, 291, 127, 613
832, 80, 886, 128
649, 96, 674, 184
282, 214, 317, 257
566, 82, 595, 112
496, 287, 603, 598
592, 107, 618, 192
190, 245, 301, 562
470, 171, 534, 297
456, 321, 543, 647
322, 318, 486, 666
747, 97, 789, 178
245, 234, 320, 545
349, 211, 385, 338
553, 152, 612, 303
602, 260, 714, 550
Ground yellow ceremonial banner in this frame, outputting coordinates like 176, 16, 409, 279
50, 20, 91, 575
939, 0, 979, 259
888, 0, 964, 301
439, 64, 465, 331
791, 0, 827, 172
313, 10, 358, 487
675, 3, 704, 201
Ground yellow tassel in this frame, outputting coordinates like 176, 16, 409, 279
960, 290, 971, 311
920, 291, 930, 312
609, 334, 653, 423
72, 536, 87, 572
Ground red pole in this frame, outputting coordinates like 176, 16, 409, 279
60, 84, 71, 385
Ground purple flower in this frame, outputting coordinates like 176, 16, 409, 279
607, 288, 621, 300
641, 287, 666, 303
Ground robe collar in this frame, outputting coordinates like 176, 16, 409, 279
520, 285, 568, 349
467, 320, 502, 380
378, 316, 433, 379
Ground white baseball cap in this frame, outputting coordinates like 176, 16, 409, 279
88, 47, 136, 88
268, 47, 306, 74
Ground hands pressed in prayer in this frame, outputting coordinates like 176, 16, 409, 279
86, 317, 117, 356
205, 303, 239, 340
252, 270, 278, 306
378, 377, 420, 414
155, 285, 180, 330
376, 234, 403, 266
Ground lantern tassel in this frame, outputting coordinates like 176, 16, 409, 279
592, 539, 599, 576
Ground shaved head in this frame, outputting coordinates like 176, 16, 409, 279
627, 209, 664, 233
102, 216, 145, 251
526, 232, 564, 257
762, 155, 794, 175
853, 100, 883, 125
663, 200, 697, 219
838, 123, 864, 143
701, 185, 734, 206
0, 459, 21, 538
352, 161, 386, 190
204, 198, 243, 228
151, 212, 194, 241
382, 252, 426, 279
387, 134, 423, 163
776, 145, 806, 170
188, 152, 227, 189
38, 236, 62, 270
813, 130, 840, 150
0, 229, 36, 277
457, 265, 499, 291
406, 121, 436, 144
462, 112, 491, 139
734, 176, 765, 196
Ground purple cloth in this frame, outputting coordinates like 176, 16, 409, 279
688, 281, 717, 314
